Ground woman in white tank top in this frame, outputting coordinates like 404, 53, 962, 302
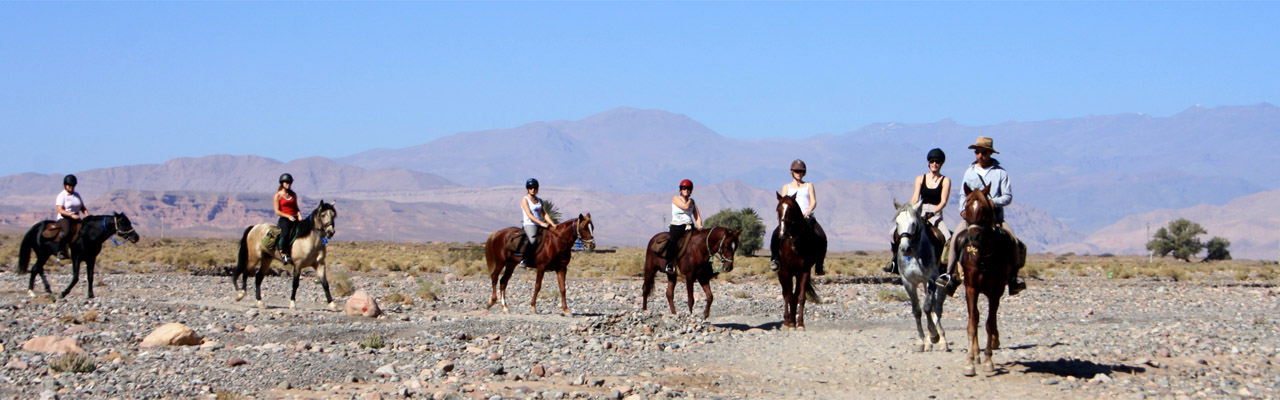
770, 159, 828, 275
519, 178, 554, 268
662, 179, 702, 273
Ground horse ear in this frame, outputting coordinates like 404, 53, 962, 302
963, 185, 972, 196
913, 201, 924, 214
577, 213, 585, 221
893, 199, 901, 210
982, 185, 991, 196
776, 192, 783, 200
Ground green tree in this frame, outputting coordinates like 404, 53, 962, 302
1203, 236, 1232, 262
705, 207, 765, 255
541, 199, 562, 224
1146, 218, 1207, 262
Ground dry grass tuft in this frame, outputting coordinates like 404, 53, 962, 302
50, 353, 96, 373
416, 278, 439, 301
215, 390, 245, 400
876, 288, 909, 302
329, 271, 354, 297
359, 334, 385, 349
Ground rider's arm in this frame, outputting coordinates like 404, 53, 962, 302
909, 175, 923, 205
672, 195, 693, 211
691, 200, 703, 229
936, 177, 951, 213
990, 171, 1012, 207
522, 196, 544, 226
541, 208, 555, 228
805, 182, 817, 217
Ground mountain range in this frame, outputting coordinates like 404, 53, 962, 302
1, 104, 1275, 259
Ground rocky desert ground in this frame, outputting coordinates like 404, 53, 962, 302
1, 247, 1278, 400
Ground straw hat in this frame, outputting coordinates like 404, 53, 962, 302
968, 136, 999, 154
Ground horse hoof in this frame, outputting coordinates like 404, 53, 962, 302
289, 301, 297, 311
235, 291, 246, 302
562, 310, 572, 317
796, 326, 805, 332
501, 307, 509, 314
27, 290, 35, 298
962, 366, 976, 377
915, 344, 925, 353
256, 300, 265, 309
984, 361, 996, 372
328, 302, 338, 312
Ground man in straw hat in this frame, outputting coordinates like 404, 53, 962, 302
940, 136, 1026, 296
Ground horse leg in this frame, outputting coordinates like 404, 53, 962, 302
778, 273, 795, 329
288, 265, 302, 310
963, 286, 980, 377
557, 268, 571, 316
904, 280, 926, 352
684, 266, 696, 315
85, 258, 96, 299
30, 256, 53, 297
699, 277, 713, 319
498, 263, 516, 313
61, 259, 81, 299
316, 263, 337, 312
665, 273, 677, 315
254, 258, 268, 309
530, 267, 546, 313
641, 257, 656, 312
929, 282, 948, 351
984, 294, 1002, 372
796, 272, 808, 331
486, 254, 502, 310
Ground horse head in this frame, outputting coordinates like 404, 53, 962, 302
113, 212, 141, 243
892, 200, 924, 258
775, 192, 805, 238
313, 200, 338, 239
961, 185, 994, 228
574, 213, 595, 251
709, 227, 740, 272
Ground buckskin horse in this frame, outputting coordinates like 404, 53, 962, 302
484, 213, 595, 316
893, 200, 949, 352
641, 226, 740, 319
773, 193, 822, 330
20, 213, 140, 299
957, 185, 1021, 376
233, 201, 338, 311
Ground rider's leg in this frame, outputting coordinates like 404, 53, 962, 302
1001, 222, 1027, 295
277, 217, 295, 264
883, 226, 899, 274
518, 225, 539, 268
56, 218, 73, 259
941, 219, 969, 287
809, 217, 828, 275
663, 224, 685, 273
768, 226, 781, 271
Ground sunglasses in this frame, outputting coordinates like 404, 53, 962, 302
680, 186, 692, 190
928, 159, 942, 164
974, 150, 991, 155
791, 169, 806, 173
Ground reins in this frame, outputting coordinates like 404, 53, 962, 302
705, 227, 732, 270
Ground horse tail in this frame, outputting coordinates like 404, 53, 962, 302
235, 225, 252, 279
18, 224, 39, 274
804, 278, 822, 304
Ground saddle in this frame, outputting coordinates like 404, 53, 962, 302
261, 226, 283, 251
504, 229, 543, 260
649, 229, 696, 260
40, 220, 83, 243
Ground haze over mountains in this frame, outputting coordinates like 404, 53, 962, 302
2, 104, 1276, 259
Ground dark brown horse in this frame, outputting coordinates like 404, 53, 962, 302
773, 193, 822, 330
641, 226, 740, 319
957, 185, 1020, 376
484, 213, 595, 316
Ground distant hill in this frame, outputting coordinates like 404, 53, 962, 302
1053, 188, 1280, 261
339, 104, 1278, 233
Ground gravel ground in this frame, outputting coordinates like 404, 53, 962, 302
1, 268, 1278, 400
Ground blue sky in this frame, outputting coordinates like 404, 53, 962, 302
2, 2, 1276, 176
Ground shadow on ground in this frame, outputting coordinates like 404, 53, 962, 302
1014, 358, 1146, 378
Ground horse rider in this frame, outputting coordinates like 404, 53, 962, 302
884, 148, 952, 274
518, 178, 555, 269
54, 174, 88, 259
770, 159, 828, 275
941, 137, 1026, 295
663, 179, 703, 273
275, 173, 302, 265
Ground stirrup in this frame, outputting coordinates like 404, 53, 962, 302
1007, 278, 1026, 296
882, 260, 897, 274
814, 265, 826, 276
664, 263, 675, 274
935, 273, 952, 287
769, 259, 779, 271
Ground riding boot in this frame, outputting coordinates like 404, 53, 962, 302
883, 258, 897, 274
1007, 274, 1026, 296
518, 240, 536, 269
279, 237, 292, 265
769, 258, 779, 272
814, 262, 826, 276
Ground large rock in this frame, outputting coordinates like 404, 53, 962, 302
345, 290, 381, 318
140, 323, 203, 347
21, 336, 86, 355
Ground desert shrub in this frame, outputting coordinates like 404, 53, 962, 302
854, 250, 868, 256
359, 334, 385, 349
50, 353, 96, 373
876, 288, 908, 302
1098, 253, 1115, 258
329, 271, 354, 297
416, 278, 439, 301
1204, 237, 1232, 261
1105, 265, 1133, 279
383, 292, 407, 304
730, 291, 751, 299
1158, 266, 1188, 282
1233, 269, 1251, 281
614, 257, 644, 277
454, 259, 484, 276
1147, 219, 1207, 262
215, 390, 245, 400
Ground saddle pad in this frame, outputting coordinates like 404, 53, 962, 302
41, 222, 60, 240
261, 226, 281, 250
504, 232, 527, 254
649, 231, 695, 259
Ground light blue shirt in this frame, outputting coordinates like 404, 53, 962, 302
962, 159, 1012, 221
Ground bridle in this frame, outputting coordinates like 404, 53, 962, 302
107, 214, 138, 246
705, 227, 734, 270
313, 207, 337, 241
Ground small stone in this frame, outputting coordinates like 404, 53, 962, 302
1043, 378, 1060, 385
531, 365, 546, 377
225, 358, 248, 367
362, 392, 383, 400
435, 360, 455, 374
140, 323, 203, 347
345, 290, 382, 318
487, 365, 505, 375
38, 390, 58, 400
591, 378, 606, 387
277, 381, 292, 390
375, 363, 397, 377
1156, 348, 1171, 358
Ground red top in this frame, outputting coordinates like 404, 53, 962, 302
279, 194, 299, 216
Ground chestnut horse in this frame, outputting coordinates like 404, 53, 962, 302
20, 213, 140, 299
484, 213, 595, 316
640, 226, 740, 319
233, 201, 338, 311
773, 193, 822, 330
957, 185, 1021, 376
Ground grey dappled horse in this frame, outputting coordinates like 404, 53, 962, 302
233, 201, 338, 311
894, 200, 949, 352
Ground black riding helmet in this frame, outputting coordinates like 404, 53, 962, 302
927, 148, 946, 164
525, 178, 539, 189
279, 173, 294, 183
63, 174, 77, 187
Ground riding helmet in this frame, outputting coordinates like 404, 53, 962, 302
525, 178, 539, 189
790, 159, 807, 172
279, 173, 294, 183
679, 179, 693, 190
927, 148, 946, 164
63, 174, 77, 187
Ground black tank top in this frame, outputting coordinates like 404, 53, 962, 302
919, 174, 943, 205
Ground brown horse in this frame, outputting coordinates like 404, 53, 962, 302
233, 201, 338, 311
957, 185, 1021, 376
773, 193, 822, 330
640, 226, 740, 319
484, 213, 595, 316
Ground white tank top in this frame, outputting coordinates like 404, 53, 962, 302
522, 196, 544, 226
671, 200, 693, 226
787, 183, 812, 213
